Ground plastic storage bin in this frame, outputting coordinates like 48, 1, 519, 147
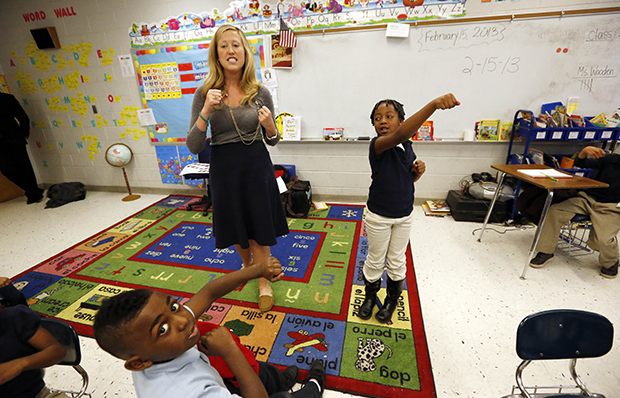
512, 110, 619, 143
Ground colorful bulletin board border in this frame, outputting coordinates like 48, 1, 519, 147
129, 1, 467, 47
0, 75, 10, 94
133, 39, 265, 143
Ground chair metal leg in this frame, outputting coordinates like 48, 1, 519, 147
569, 358, 593, 396
477, 171, 506, 242
52, 365, 90, 398
73, 364, 89, 398
520, 189, 554, 280
515, 360, 533, 398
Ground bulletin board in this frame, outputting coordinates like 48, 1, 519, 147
132, 37, 266, 143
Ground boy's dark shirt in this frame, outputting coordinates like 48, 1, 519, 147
0, 283, 28, 308
574, 153, 620, 203
0, 305, 46, 398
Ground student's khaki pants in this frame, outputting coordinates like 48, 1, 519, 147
535, 191, 620, 268
35, 386, 70, 398
363, 209, 414, 282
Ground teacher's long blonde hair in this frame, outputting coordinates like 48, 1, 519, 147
201, 25, 261, 107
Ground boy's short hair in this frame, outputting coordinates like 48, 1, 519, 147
370, 99, 406, 124
93, 289, 154, 359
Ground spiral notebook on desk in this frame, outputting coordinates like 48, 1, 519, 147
516, 168, 573, 179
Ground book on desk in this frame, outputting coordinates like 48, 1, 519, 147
516, 168, 573, 179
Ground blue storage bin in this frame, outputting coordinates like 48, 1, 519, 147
565, 168, 593, 178
541, 102, 563, 115
599, 128, 616, 141
531, 128, 548, 140
565, 128, 582, 140
281, 164, 296, 179
548, 128, 565, 140
582, 117, 601, 140
581, 129, 598, 140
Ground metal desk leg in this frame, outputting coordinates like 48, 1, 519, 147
477, 172, 505, 242
520, 189, 555, 279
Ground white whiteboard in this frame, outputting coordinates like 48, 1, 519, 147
274, 13, 620, 139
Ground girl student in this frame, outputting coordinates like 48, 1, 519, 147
358, 94, 460, 323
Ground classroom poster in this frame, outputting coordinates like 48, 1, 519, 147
271, 35, 293, 69
155, 145, 204, 186
155, 145, 181, 184
178, 145, 202, 187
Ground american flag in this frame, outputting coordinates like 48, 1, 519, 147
278, 18, 297, 48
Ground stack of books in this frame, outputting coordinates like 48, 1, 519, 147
422, 200, 451, 217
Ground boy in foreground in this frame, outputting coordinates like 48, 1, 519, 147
93, 257, 325, 398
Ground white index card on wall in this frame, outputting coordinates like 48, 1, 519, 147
261, 67, 278, 88
119, 55, 135, 78
386, 23, 409, 38
137, 108, 157, 126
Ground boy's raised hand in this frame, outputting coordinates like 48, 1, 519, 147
434, 93, 460, 110
187, 257, 283, 317
255, 257, 284, 282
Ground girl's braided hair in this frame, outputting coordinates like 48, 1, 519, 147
369, 99, 405, 125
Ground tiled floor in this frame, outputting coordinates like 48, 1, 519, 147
2, 191, 618, 398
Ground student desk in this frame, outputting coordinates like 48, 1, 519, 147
477, 164, 609, 279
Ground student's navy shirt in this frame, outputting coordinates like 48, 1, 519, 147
0, 305, 46, 398
574, 153, 620, 203
367, 137, 416, 218
0, 283, 28, 308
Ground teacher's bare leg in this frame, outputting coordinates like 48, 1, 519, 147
235, 241, 274, 312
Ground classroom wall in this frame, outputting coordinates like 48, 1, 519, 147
0, 0, 617, 202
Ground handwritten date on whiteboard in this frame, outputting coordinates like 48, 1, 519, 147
462, 56, 521, 76
418, 24, 506, 52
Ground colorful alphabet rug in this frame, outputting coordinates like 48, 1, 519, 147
13, 195, 433, 398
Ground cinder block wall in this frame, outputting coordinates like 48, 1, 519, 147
269, 141, 588, 202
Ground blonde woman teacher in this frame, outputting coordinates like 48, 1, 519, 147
187, 25, 288, 312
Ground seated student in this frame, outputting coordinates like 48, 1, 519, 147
530, 146, 620, 278
94, 257, 326, 398
0, 303, 69, 398
0, 276, 28, 308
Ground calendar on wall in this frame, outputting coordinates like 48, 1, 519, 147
140, 62, 182, 100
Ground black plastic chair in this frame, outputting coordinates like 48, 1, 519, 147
502, 309, 613, 398
185, 139, 212, 216
40, 318, 90, 398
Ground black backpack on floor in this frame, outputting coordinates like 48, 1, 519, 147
281, 180, 312, 218
45, 182, 87, 208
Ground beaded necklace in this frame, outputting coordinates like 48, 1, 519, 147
228, 104, 262, 146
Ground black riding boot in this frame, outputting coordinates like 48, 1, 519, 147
375, 277, 404, 323
358, 276, 381, 320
